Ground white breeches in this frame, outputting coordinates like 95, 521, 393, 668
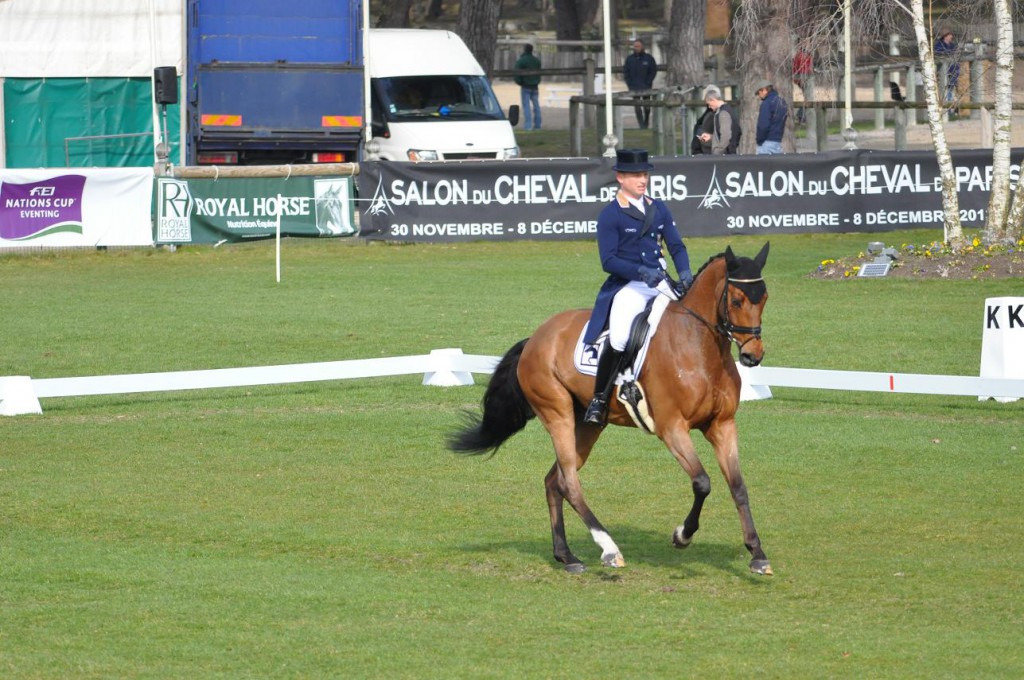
608, 281, 659, 351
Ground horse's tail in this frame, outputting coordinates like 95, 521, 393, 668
448, 338, 535, 456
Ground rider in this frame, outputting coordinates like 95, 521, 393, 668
582, 148, 693, 425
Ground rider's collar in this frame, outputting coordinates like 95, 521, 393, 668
617, 191, 649, 210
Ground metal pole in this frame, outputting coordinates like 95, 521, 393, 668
148, 0, 162, 165
843, 0, 852, 130
805, 75, 817, 148
0, 77, 6, 168
362, 0, 372, 158
601, 0, 616, 156
874, 67, 884, 130
584, 58, 596, 128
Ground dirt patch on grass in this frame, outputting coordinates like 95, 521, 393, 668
809, 236, 1024, 280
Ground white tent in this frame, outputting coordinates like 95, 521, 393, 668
0, 0, 182, 77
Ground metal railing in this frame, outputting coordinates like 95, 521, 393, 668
64, 132, 151, 167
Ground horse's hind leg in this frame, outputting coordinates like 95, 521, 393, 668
544, 462, 583, 571
543, 420, 623, 572
661, 421, 711, 548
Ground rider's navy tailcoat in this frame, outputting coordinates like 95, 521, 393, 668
583, 195, 691, 345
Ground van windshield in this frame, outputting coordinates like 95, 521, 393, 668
375, 76, 505, 121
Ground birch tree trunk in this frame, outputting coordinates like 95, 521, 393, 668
995, 0, 1024, 244
984, 0, 1014, 244
909, 0, 964, 246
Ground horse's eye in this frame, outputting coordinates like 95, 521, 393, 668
731, 297, 743, 309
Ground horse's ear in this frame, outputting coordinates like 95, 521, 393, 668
754, 242, 770, 269
725, 246, 736, 267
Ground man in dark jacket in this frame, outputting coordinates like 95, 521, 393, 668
582, 148, 692, 425
754, 79, 787, 155
623, 39, 658, 129
514, 44, 542, 130
691, 106, 714, 155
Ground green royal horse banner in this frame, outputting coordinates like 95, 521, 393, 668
154, 176, 356, 244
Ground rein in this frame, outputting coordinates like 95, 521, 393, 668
678, 275, 763, 351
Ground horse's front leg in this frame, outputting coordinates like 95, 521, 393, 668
705, 418, 772, 576
661, 421, 711, 549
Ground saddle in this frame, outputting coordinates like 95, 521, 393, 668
575, 294, 672, 434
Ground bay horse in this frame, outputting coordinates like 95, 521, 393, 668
449, 243, 772, 575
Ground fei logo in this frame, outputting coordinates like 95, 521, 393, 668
0, 175, 86, 241
156, 178, 194, 242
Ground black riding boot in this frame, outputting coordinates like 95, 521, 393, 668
583, 345, 622, 425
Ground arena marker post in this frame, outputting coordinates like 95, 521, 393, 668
0, 376, 43, 416
422, 348, 475, 387
979, 296, 1023, 403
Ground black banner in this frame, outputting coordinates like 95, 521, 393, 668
357, 149, 1023, 242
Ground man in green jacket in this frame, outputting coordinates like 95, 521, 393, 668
514, 44, 542, 130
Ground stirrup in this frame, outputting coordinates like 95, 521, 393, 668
583, 397, 607, 425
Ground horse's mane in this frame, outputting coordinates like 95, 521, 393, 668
695, 252, 726, 278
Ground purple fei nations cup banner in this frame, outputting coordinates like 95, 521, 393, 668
0, 175, 86, 240
0, 168, 153, 249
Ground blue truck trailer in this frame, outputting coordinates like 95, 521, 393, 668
185, 0, 364, 165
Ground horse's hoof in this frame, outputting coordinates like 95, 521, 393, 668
750, 559, 773, 576
565, 562, 586, 574
672, 527, 692, 549
602, 552, 625, 568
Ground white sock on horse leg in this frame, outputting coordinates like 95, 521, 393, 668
590, 529, 619, 556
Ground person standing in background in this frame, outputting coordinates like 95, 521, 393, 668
700, 85, 739, 155
514, 44, 542, 130
754, 79, 787, 155
623, 39, 658, 129
792, 47, 813, 124
691, 104, 714, 155
934, 29, 960, 115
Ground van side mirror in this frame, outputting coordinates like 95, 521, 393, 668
507, 105, 520, 127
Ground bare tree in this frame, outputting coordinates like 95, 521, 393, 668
666, 0, 707, 91
458, 0, 505, 77
426, 0, 445, 21
553, 0, 585, 42
376, 0, 414, 27
903, 0, 965, 245
732, 0, 794, 154
988, 0, 1023, 244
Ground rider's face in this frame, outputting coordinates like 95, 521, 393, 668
617, 171, 649, 200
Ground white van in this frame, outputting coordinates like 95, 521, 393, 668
365, 29, 520, 162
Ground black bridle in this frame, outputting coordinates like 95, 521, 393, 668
680, 275, 764, 352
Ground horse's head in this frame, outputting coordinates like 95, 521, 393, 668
721, 242, 769, 367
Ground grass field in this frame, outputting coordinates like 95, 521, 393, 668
2, 232, 1022, 678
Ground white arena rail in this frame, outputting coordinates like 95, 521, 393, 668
1, 348, 1021, 416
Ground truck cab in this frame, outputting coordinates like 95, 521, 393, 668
366, 29, 519, 162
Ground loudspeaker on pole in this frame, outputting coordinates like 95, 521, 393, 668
154, 66, 178, 105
